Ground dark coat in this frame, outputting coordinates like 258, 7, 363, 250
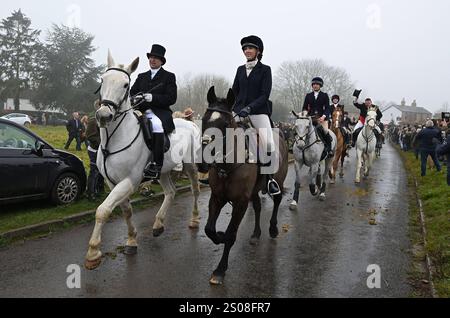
415, 127, 443, 151
66, 119, 83, 136
130, 68, 177, 133
437, 135, 450, 165
232, 62, 272, 116
353, 102, 383, 122
86, 118, 101, 150
302, 91, 331, 119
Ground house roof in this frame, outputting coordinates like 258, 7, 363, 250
382, 104, 432, 115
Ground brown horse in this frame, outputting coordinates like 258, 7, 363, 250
199, 87, 289, 285
330, 106, 347, 183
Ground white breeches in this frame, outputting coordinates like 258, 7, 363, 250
236, 114, 275, 154
145, 110, 164, 133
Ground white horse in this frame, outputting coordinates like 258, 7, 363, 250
355, 110, 377, 184
85, 52, 202, 270
290, 112, 336, 211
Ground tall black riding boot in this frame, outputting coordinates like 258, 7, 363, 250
324, 132, 334, 157
352, 128, 363, 147
144, 133, 165, 180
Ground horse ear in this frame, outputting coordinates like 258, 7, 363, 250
226, 89, 235, 109
292, 110, 300, 119
127, 57, 139, 74
207, 86, 217, 105
107, 49, 115, 68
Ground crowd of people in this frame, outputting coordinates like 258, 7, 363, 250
389, 119, 450, 185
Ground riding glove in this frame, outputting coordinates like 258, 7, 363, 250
143, 93, 153, 103
239, 106, 252, 118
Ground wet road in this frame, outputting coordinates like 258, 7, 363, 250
0, 142, 411, 298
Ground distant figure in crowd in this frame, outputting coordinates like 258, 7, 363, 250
183, 107, 195, 122
64, 112, 83, 151
81, 115, 90, 148
85, 101, 105, 200
415, 120, 442, 177
437, 129, 450, 186
42, 113, 47, 126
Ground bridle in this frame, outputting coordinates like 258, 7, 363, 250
294, 116, 321, 166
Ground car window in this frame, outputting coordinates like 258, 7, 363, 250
0, 122, 36, 149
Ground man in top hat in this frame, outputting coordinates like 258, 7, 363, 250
131, 44, 177, 180
302, 77, 334, 157
232, 35, 281, 196
351, 91, 383, 147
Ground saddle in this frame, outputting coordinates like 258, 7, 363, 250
135, 111, 171, 153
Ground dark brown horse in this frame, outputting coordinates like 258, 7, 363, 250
330, 106, 347, 183
199, 87, 289, 285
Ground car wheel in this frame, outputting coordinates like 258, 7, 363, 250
24, 122, 31, 128
51, 173, 81, 205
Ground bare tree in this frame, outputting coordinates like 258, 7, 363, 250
175, 73, 230, 115
273, 59, 356, 114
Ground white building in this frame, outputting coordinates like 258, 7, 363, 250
382, 99, 432, 125
2, 98, 64, 114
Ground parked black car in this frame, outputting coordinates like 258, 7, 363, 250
0, 118, 86, 205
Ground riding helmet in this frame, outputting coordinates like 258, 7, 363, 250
312, 77, 324, 87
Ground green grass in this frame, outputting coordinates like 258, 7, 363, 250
398, 148, 450, 297
0, 125, 192, 237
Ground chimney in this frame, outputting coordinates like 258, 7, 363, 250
401, 98, 406, 106
412, 100, 417, 107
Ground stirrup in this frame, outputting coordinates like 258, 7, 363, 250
267, 179, 281, 196
143, 164, 162, 180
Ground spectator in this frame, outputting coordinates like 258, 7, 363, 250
183, 107, 195, 122
437, 129, 450, 186
81, 115, 89, 148
42, 113, 47, 126
86, 102, 105, 200
415, 120, 442, 177
65, 112, 83, 151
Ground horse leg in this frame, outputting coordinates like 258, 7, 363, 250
184, 163, 201, 229
121, 199, 138, 255
320, 159, 332, 201
152, 172, 176, 237
85, 179, 134, 270
205, 194, 227, 245
250, 193, 262, 245
210, 201, 248, 285
340, 151, 345, 177
355, 150, 362, 184
290, 161, 303, 211
270, 193, 282, 238
309, 164, 319, 196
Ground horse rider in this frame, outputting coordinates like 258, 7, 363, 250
330, 94, 351, 148
302, 77, 334, 157
131, 44, 177, 180
232, 35, 281, 196
351, 91, 383, 147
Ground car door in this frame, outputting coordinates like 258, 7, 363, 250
0, 121, 50, 200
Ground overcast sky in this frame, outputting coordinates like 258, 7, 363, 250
2, 0, 450, 112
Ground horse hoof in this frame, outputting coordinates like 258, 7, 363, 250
250, 236, 260, 246
153, 227, 165, 237
355, 180, 360, 184
85, 258, 102, 271
289, 202, 298, 211
124, 246, 138, 255
330, 180, 335, 185
269, 226, 279, 239
319, 194, 326, 201
189, 222, 200, 230
209, 273, 225, 286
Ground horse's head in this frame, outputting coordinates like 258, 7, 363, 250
366, 110, 377, 128
96, 50, 139, 128
292, 110, 312, 146
332, 106, 343, 129
202, 86, 235, 137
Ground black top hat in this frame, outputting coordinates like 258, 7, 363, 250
353, 89, 362, 98
147, 44, 166, 65
312, 77, 324, 87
